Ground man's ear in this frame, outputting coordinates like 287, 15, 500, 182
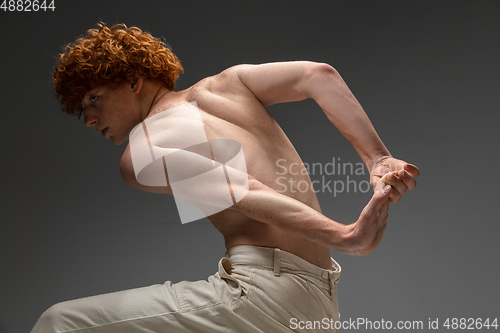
130, 76, 144, 94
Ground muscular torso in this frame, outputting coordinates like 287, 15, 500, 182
121, 69, 333, 269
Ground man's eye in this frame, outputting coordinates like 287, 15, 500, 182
90, 96, 98, 103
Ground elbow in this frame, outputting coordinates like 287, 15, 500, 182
304, 62, 344, 99
307, 62, 341, 80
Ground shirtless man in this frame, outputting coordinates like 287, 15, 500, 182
32, 23, 419, 332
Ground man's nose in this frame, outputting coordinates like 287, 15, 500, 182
84, 114, 99, 127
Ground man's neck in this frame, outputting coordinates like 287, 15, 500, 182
140, 82, 173, 122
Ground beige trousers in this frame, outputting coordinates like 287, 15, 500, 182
31, 245, 341, 332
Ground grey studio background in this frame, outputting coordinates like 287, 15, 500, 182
1, 1, 499, 332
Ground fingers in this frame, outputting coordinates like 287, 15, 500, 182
370, 175, 381, 189
398, 169, 417, 190
380, 173, 400, 203
404, 163, 420, 178
381, 169, 418, 203
365, 183, 391, 213
375, 191, 389, 226
352, 185, 390, 255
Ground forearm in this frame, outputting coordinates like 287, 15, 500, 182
306, 64, 391, 171
234, 179, 354, 253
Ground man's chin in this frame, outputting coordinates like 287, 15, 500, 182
110, 136, 127, 145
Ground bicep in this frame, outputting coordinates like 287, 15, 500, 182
235, 61, 322, 107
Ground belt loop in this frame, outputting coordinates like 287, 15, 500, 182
273, 248, 281, 277
327, 271, 334, 296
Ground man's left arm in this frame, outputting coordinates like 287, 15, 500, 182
234, 61, 420, 202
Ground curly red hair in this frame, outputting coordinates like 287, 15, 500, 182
53, 23, 184, 116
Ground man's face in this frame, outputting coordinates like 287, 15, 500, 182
82, 82, 141, 145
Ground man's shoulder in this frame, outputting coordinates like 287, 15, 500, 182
204, 64, 246, 84
187, 64, 253, 99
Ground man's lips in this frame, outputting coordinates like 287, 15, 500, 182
102, 127, 109, 137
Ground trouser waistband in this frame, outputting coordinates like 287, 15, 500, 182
226, 245, 341, 285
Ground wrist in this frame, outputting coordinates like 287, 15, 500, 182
367, 154, 392, 174
338, 223, 359, 255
